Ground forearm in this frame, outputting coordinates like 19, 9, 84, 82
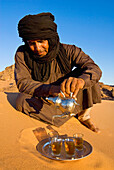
15, 60, 60, 97
78, 63, 102, 88
34, 84, 60, 97
15, 76, 49, 96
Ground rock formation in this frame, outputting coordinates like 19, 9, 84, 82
0, 65, 18, 92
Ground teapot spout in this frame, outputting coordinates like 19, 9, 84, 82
46, 97, 55, 105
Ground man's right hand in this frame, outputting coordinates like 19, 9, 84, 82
60, 77, 85, 98
48, 85, 61, 97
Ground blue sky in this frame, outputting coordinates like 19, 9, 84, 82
0, 0, 114, 85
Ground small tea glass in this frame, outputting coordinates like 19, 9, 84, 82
48, 131, 59, 138
73, 133, 84, 151
48, 131, 59, 151
64, 137, 75, 158
51, 136, 62, 157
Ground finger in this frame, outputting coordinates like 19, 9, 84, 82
61, 79, 67, 93
65, 77, 73, 94
73, 87, 80, 98
70, 78, 78, 92
60, 90, 66, 98
64, 92, 70, 98
72, 80, 80, 98
59, 92, 64, 98
59, 91, 70, 98
77, 78, 85, 89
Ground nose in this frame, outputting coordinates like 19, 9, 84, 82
35, 42, 41, 51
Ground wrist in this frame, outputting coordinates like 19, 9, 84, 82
49, 85, 60, 96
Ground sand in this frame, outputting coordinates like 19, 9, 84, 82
0, 91, 114, 170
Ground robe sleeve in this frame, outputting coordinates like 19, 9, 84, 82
64, 44, 102, 88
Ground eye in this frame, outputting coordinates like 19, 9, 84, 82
37, 40, 44, 43
28, 42, 35, 46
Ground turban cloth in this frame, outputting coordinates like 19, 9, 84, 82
18, 12, 71, 82
18, 12, 58, 42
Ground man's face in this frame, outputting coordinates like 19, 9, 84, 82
27, 39, 49, 57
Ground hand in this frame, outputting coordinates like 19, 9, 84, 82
60, 77, 85, 98
48, 85, 61, 97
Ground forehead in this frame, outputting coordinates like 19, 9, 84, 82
27, 39, 47, 43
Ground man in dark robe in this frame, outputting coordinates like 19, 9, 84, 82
15, 12, 102, 133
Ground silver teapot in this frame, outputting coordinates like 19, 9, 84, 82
46, 91, 79, 121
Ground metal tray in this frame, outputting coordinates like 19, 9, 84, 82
36, 136, 93, 161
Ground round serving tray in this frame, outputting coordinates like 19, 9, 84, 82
36, 136, 93, 161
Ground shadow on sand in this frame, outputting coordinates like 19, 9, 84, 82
4, 92, 19, 109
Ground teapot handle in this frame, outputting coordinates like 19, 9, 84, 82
59, 91, 77, 101
59, 90, 66, 98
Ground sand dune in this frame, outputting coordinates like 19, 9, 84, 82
0, 91, 114, 170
